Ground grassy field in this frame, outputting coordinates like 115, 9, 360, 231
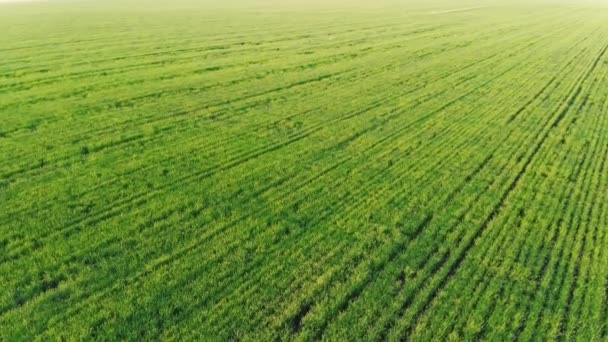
2, 0, 608, 339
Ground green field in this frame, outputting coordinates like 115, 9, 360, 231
2, 0, 608, 339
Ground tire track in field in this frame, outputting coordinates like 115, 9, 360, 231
505, 26, 599, 124
340, 26, 596, 339
457, 94, 602, 339
518, 42, 608, 340
513, 101, 608, 340
227, 106, 506, 335
517, 160, 592, 339
548, 70, 608, 341
534, 148, 596, 340
557, 149, 603, 340
302, 20, 592, 338
547, 67, 608, 340
303, 69, 552, 338
292, 216, 435, 333
478, 104, 598, 340
418, 136, 577, 340
591, 94, 608, 339
391, 39, 608, 340
169, 50, 561, 333
304, 65, 537, 338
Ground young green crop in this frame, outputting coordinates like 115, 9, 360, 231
1, 0, 608, 340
